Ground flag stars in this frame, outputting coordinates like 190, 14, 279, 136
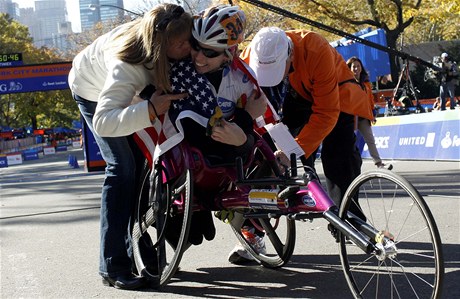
168, 59, 222, 119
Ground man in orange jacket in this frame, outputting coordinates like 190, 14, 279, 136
242, 26, 372, 202
228, 27, 373, 264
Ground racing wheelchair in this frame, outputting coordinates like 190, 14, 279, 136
130, 133, 444, 298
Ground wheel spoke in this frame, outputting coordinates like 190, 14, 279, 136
132, 160, 193, 287
338, 170, 443, 298
260, 218, 284, 256
230, 215, 295, 268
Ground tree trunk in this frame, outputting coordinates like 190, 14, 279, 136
385, 30, 402, 87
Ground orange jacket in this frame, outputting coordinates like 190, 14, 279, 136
241, 30, 373, 157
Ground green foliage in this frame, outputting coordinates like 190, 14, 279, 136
237, 0, 459, 98
1, 0, 459, 132
0, 13, 79, 130
408, 0, 460, 42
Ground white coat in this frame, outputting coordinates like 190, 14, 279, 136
68, 24, 154, 137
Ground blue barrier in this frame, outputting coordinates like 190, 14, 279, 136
55, 145, 67, 152
361, 110, 460, 161
23, 149, 39, 161
0, 155, 7, 168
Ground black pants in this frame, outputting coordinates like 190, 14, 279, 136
282, 93, 362, 206
320, 113, 362, 205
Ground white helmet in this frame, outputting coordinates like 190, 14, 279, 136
192, 5, 246, 50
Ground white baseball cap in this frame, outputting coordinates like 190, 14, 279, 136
249, 27, 290, 87
441, 52, 448, 58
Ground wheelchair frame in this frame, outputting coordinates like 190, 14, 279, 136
131, 135, 444, 298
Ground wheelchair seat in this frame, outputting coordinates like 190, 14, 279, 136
158, 134, 279, 210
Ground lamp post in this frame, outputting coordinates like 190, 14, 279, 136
88, 4, 142, 17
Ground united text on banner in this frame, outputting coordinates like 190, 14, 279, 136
361, 110, 460, 161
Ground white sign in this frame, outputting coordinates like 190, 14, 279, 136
43, 146, 56, 155
6, 153, 22, 165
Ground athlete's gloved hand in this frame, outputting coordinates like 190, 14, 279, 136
214, 209, 234, 223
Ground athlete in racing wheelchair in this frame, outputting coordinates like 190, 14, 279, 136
131, 7, 444, 296
132, 4, 278, 286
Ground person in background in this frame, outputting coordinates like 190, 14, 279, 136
438, 52, 458, 110
347, 57, 392, 170
232, 26, 373, 263
432, 97, 441, 111
68, 3, 192, 290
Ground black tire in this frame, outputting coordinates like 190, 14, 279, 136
132, 161, 193, 287
338, 169, 444, 299
229, 142, 296, 268
230, 212, 296, 268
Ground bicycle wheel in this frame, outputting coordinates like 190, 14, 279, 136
338, 169, 444, 299
230, 211, 296, 268
132, 161, 193, 287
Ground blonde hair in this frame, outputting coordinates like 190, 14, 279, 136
108, 4, 192, 92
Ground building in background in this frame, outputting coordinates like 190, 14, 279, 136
80, 0, 124, 32
1, 0, 214, 50
34, 0, 70, 49
0, 0, 70, 51
0, 0, 19, 18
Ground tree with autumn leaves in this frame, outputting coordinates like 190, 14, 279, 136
235, 0, 459, 84
0, 14, 79, 131
1, 0, 459, 130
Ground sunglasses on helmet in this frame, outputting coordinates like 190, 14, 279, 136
190, 37, 225, 58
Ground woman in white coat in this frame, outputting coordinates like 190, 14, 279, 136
68, 3, 191, 290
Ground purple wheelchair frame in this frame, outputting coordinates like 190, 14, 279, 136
156, 135, 374, 254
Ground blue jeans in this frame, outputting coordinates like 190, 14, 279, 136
440, 80, 456, 110
73, 94, 138, 278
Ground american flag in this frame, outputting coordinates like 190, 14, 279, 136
134, 58, 279, 168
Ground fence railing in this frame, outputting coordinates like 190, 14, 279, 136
0, 137, 38, 154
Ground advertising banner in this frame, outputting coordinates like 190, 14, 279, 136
23, 149, 39, 160
361, 110, 460, 161
43, 146, 56, 155
6, 153, 22, 165
0, 62, 71, 95
436, 120, 460, 160
82, 120, 106, 172
0, 155, 7, 168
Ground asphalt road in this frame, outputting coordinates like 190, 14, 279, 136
1, 148, 459, 298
